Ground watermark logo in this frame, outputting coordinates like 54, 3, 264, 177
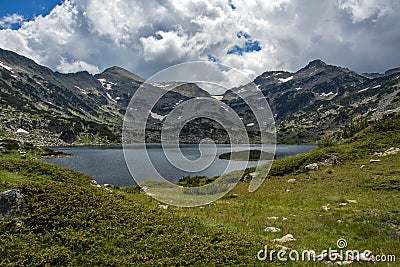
257, 238, 396, 263
122, 61, 276, 207
336, 238, 347, 249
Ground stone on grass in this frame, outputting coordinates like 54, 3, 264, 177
321, 205, 331, 211
321, 155, 341, 165
273, 234, 295, 243
374, 147, 400, 157
354, 252, 376, 262
0, 189, 25, 220
369, 159, 381, 163
16, 128, 29, 134
336, 261, 354, 265
264, 227, 281, 233
305, 163, 319, 171
287, 179, 296, 183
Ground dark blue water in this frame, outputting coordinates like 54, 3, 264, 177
42, 144, 316, 186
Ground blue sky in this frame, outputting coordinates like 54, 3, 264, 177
0, 0, 62, 29
0, 0, 399, 84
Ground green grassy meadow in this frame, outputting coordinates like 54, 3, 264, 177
0, 113, 399, 266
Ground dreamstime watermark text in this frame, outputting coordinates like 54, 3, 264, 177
257, 239, 396, 263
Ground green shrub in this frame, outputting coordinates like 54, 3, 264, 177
317, 132, 338, 148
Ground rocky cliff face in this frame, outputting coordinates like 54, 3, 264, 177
1, 48, 399, 145
0, 49, 210, 145
223, 59, 400, 143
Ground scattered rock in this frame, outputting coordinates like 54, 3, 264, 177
354, 252, 375, 262
158, 204, 169, 209
320, 155, 341, 166
336, 261, 354, 265
0, 189, 25, 219
264, 227, 281, 232
339, 203, 348, 206
305, 163, 319, 171
90, 180, 101, 188
316, 252, 328, 261
305, 156, 341, 172
103, 184, 113, 188
282, 217, 288, 221
322, 205, 331, 211
316, 252, 343, 261
16, 128, 29, 134
318, 251, 375, 264
285, 189, 291, 193
267, 216, 279, 220
374, 147, 400, 157
360, 165, 365, 169
249, 172, 260, 179
287, 179, 296, 183
347, 200, 357, 204
273, 234, 296, 243
369, 159, 381, 163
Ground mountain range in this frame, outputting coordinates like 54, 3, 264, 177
0, 48, 399, 145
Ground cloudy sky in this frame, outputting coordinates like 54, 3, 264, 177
0, 0, 399, 83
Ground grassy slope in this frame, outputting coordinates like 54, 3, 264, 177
1, 113, 399, 266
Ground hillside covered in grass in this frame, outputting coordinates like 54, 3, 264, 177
0, 113, 399, 266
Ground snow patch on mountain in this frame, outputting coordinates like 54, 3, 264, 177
106, 93, 117, 103
319, 92, 337, 98
75, 86, 87, 94
358, 87, 369, 93
278, 76, 293, 83
0, 61, 12, 71
98, 78, 116, 90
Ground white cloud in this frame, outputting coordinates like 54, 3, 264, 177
140, 31, 190, 63
58, 57, 100, 73
338, 0, 395, 23
0, 0, 399, 93
0, 14, 24, 29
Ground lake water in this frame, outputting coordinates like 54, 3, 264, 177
42, 144, 316, 186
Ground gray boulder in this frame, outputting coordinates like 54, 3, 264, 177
321, 155, 341, 165
305, 163, 319, 171
0, 189, 25, 219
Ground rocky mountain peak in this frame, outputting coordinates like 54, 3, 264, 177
385, 67, 400, 76
100, 66, 144, 82
304, 59, 327, 69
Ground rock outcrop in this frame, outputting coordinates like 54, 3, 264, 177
0, 189, 25, 219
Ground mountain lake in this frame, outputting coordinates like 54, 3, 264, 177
42, 144, 316, 186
